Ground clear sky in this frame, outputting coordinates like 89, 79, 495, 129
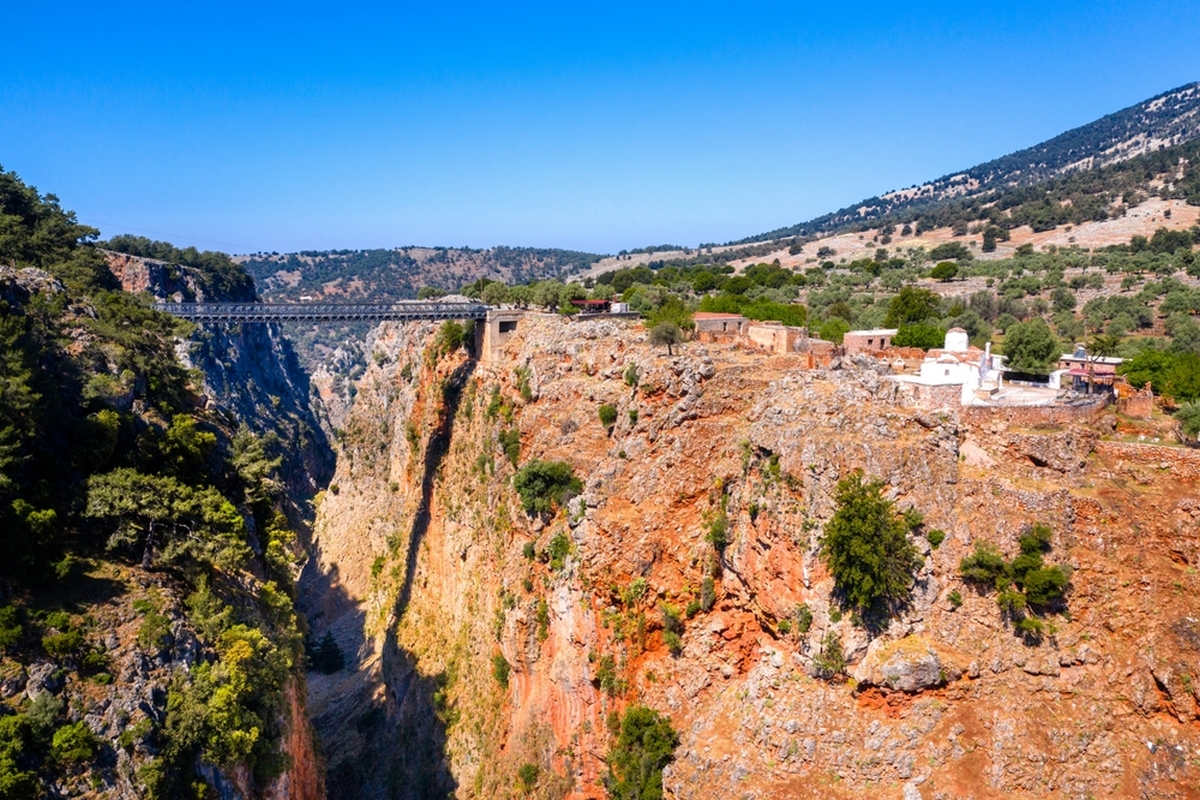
4, 1, 1199, 255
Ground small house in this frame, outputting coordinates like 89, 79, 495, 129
843, 328, 898, 355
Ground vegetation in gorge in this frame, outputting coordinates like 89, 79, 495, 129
959, 523, 1070, 639
0, 166, 305, 797
513, 460, 582, 518
819, 472, 924, 621
603, 705, 679, 800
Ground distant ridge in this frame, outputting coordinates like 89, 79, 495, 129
737, 81, 1200, 243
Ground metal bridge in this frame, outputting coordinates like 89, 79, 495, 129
153, 301, 491, 323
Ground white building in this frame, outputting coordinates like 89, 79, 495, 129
893, 328, 1007, 405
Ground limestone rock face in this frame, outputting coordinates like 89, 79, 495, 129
853, 636, 963, 692
301, 313, 1200, 800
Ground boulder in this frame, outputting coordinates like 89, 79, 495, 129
853, 635, 963, 692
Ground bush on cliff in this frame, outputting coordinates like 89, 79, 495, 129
513, 460, 581, 517
958, 523, 1070, 640
820, 472, 923, 620
604, 705, 678, 800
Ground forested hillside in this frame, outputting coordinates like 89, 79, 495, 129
239, 246, 603, 304
0, 168, 319, 798
741, 81, 1200, 243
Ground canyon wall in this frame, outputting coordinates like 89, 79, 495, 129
104, 253, 329, 799
305, 313, 1200, 800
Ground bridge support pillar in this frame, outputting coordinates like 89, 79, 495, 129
477, 310, 523, 363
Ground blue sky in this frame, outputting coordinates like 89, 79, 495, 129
4, 1, 1199, 255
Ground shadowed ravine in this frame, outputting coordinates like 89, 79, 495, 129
310, 354, 477, 800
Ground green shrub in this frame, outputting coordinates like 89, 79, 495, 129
604, 706, 678, 800
820, 473, 922, 617
0, 606, 23, 654
660, 604, 683, 636
26, 692, 63, 739
598, 403, 618, 432
930, 261, 959, 281
1177, 402, 1200, 438
42, 627, 84, 659
308, 630, 345, 674
515, 366, 533, 402
517, 762, 540, 793
1011, 549, 1047, 583
777, 619, 792, 634
959, 542, 1008, 586
926, 529, 946, 549
498, 428, 521, 466
594, 654, 623, 696
547, 533, 571, 572
818, 317, 850, 344
513, 460, 581, 517
628, 408, 638, 424
663, 630, 683, 656
536, 599, 549, 641
371, 556, 386, 580
137, 612, 172, 653
893, 323, 947, 349
51, 722, 98, 764
118, 718, 154, 750
948, 589, 963, 609
1018, 523, 1053, 555
485, 386, 504, 420
522, 541, 536, 560
622, 578, 648, 608
1023, 566, 1069, 607
699, 577, 716, 612
434, 320, 466, 357
1014, 615, 1045, 639
0, 711, 38, 797
623, 364, 639, 388
793, 604, 813, 634
812, 631, 846, 679
491, 653, 511, 688
705, 510, 729, 552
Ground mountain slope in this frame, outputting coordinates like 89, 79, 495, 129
741, 81, 1200, 242
239, 246, 603, 304
0, 169, 325, 799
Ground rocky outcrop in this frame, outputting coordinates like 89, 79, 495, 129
853, 636, 964, 692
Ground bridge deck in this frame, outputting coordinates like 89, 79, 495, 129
153, 301, 490, 323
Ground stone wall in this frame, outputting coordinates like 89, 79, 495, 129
960, 397, 1109, 428
1116, 381, 1155, 419
1094, 440, 1200, 479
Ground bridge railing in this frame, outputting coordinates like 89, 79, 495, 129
153, 301, 491, 323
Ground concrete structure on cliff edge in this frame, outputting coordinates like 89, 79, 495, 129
475, 308, 523, 363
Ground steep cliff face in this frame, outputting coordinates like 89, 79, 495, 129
99, 252, 330, 799
306, 314, 1200, 800
107, 251, 334, 501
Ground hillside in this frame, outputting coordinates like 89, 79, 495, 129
239, 246, 603, 304
0, 170, 325, 799
739, 82, 1200, 243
